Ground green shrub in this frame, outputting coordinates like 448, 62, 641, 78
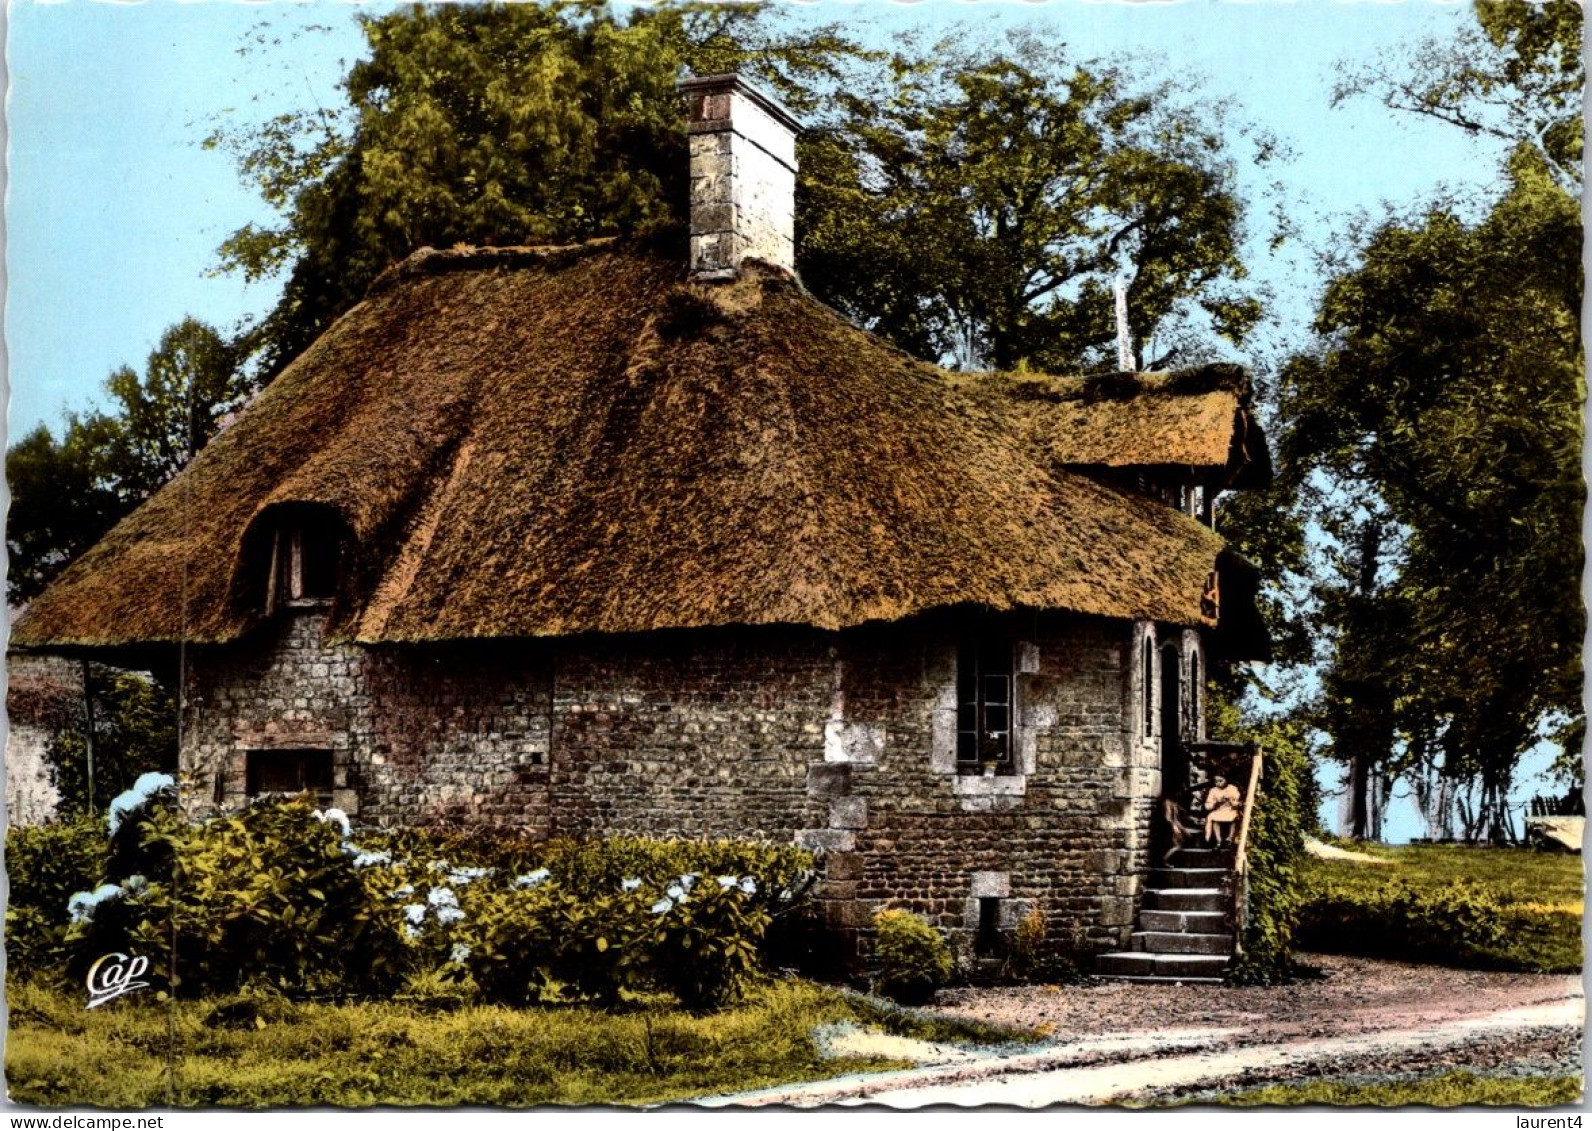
5, 819, 107, 916
448, 867, 782, 1010
68, 796, 407, 999
872, 909, 953, 1004
649, 874, 771, 1011
1202, 707, 1311, 985
5, 819, 107, 982
1297, 878, 1509, 967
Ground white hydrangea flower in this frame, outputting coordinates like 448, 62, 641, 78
352, 851, 393, 869
66, 883, 125, 924
107, 772, 175, 836
315, 808, 352, 837
427, 887, 459, 909
512, 869, 551, 890
650, 898, 674, 915
435, 906, 465, 926
620, 877, 643, 891
403, 903, 428, 925
450, 943, 472, 964
739, 877, 757, 895
716, 876, 738, 890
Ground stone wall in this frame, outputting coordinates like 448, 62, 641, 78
182, 610, 1202, 961
5, 653, 78, 827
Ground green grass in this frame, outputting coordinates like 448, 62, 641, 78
1218, 1070, 1582, 1108
1301, 843, 1583, 973
5, 979, 1031, 1108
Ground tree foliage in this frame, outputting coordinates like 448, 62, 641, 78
799, 37, 1263, 372
7, 318, 246, 604
46, 668, 178, 822
1333, 0, 1583, 193
1277, 146, 1583, 832
208, 2, 866, 376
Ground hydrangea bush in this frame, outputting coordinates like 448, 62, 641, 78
39, 787, 813, 1011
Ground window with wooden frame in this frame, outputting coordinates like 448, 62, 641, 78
245, 749, 334, 806
271, 522, 340, 606
956, 637, 1014, 773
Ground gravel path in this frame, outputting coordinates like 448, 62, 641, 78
932, 953, 1582, 1044
698, 955, 1583, 1108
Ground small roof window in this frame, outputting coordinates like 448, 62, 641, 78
270, 517, 341, 608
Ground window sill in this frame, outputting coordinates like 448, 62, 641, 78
952, 773, 1026, 797
281, 599, 334, 610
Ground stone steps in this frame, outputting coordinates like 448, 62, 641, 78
1142, 887, 1227, 913
1131, 930, 1234, 955
1140, 909, 1227, 934
1096, 848, 1237, 982
1095, 952, 1231, 980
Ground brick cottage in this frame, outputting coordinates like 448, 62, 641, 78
13, 76, 1270, 970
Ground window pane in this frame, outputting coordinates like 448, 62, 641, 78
984, 705, 1008, 734
957, 731, 976, 762
983, 674, 1010, 704
299, 532, 339, 599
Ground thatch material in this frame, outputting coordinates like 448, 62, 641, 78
946, 366, 1271, 486
13, 238, 1259, 651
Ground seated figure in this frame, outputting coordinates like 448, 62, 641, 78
1203, 774, 1242, 845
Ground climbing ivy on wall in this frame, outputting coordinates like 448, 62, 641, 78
1209, 702, 1314, 984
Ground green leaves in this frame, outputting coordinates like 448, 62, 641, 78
6, 317, 249, 605
799, 37, 1259, 373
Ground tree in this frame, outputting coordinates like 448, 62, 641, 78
1333, 0, 1582, 193
47, 667, 178, 821
209, 2, 866, 377
797, 38, 1264, 372
1276, 146, 1583, 836
6, 317, 246, 604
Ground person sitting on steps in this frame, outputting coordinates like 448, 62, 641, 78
1203, 774, 1242, 845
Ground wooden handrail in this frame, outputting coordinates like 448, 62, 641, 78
1233, 743, 1264, 878
1228, 743, 1263, 957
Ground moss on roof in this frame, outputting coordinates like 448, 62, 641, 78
13, 239, 1258, 651
946, 365, 1271, 484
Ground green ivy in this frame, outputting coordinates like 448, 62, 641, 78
1210, 709, 1313, 985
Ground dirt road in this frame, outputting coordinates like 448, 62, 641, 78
699, 955, 1583, 1108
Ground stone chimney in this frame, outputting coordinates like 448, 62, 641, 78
678, 73, 801, 280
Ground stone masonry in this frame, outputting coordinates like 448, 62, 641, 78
181, 609, 1200, 965
680, 73, 800, 280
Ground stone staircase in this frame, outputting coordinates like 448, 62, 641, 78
1096, 844, 1235, 983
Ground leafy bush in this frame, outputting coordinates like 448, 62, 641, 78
448, 867, 782, 1011
1296, 878, 1509, 967
5, 819, 107, 981
649, 874, 771, 1011
43, 789, 814, 1011
67, 795, 407, 998
872, 909, 953, 1004
1204, 708, 1312, 985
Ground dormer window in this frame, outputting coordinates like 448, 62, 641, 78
272, 522, 339, 607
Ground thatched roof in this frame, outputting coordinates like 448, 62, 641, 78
13, 237, 1263, 653
946, 366, 1271, 487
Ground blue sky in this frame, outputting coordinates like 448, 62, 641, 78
5, 0, 1548, 838
7, 0, 1509, 436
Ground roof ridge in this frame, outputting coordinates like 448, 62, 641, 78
367, 238, 620, 296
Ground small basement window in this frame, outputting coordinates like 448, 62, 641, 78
975, 897, 1004, 957
956, 638, 1014, 773
246, 750, 334, 806
275, 524, 340, 604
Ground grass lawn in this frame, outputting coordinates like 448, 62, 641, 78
1302, 842, 1583, 973
1219, 1070, 1583, 1108
5, 979, 1023, 1108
